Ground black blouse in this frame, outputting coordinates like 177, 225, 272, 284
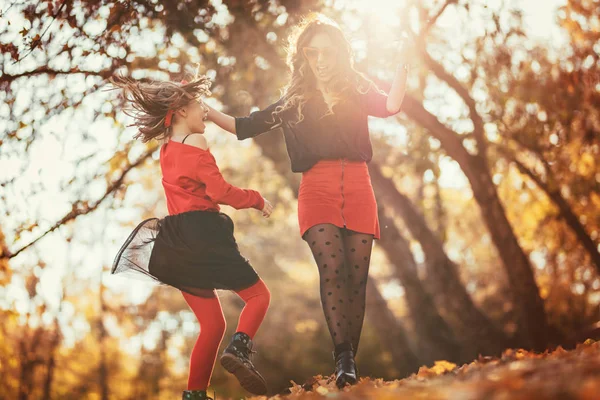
235, 87, 399, 173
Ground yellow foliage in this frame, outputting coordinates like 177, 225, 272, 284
416, 360, 458, 378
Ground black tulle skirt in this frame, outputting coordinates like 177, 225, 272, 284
112, 210, 259, 297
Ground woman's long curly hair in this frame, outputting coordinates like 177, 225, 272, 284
110, 74, 211, 142
273, 13, 376, 125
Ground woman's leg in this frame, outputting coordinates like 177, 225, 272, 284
181, 291, 227, 391
340, 229, 374, 355
303, 223, 353, 347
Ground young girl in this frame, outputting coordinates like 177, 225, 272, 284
110, 76, 273, 400
205, 14, 408, 388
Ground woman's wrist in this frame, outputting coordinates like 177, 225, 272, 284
396, 63, 410, 73
205, 103, 216, 121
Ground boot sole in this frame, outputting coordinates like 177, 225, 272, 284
220, 353, 268, 395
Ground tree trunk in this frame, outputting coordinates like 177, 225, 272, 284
369, 163, 510, 357
98, 284, 109, 400
17, 340, 32, 400
378, 208, 464, 364
42, 321, 61, 400
18, 326, 43, 400
366, 278, 421, 376
433, 175, 447, 241
254, 131, 301, 196
399, 95, 549, 350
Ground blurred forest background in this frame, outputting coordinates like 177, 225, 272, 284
1, 0, 599, 398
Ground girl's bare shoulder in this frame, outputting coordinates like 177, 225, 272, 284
185, 134, 209, 150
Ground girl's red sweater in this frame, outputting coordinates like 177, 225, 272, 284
159, 140, 264, 215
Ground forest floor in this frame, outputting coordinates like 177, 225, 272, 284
249, 340, 600, 400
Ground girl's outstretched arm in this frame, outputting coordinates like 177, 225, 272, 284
184, 134, 268, 213
197, 150, 267, 211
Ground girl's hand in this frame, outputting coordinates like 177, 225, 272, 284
262, 198, 274, 218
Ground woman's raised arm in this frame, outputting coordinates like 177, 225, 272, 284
386, 64, 409, 114
206, 103, 237, 135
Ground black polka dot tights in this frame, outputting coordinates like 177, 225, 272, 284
303, 224, 373, 355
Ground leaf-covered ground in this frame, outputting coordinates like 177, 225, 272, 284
250, 340, 600, 400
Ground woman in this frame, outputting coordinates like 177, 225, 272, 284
111, 76, 274, 399
206, 14, 408, 388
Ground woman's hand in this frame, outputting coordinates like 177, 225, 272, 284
396, 32, 416, 69
262, 198, 274, 218
204, 103, 237, 134
385, 35, 412, 115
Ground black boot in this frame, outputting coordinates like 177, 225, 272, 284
220, 332, 268, 395
182, 390, 213, 400
334, 343, 357, 389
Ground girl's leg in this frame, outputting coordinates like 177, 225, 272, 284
234, 278, 271, 338
340, 229, 374, 355
181, 291, 226, 391
303, 224, 353, 348
220, 279, 270, 395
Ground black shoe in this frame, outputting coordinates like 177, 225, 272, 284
182, 390, 213, 400
220, 332, 268, 395
334, 346, 357, 389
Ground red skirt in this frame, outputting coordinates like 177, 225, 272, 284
298, 159, 380, 239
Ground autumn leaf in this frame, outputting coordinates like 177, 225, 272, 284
0, 43, 19, 61
416, 360, 458, 378
67, 15, 77, 28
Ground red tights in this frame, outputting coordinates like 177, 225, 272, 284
181, 279, 270, 390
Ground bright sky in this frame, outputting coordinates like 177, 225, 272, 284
1, 0, 568, 346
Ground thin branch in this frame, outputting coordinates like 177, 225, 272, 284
2, 146, 158, 260
371, 77, 476, 168
420, 0, 459, 38
496, 143, 600, 274
0, 67, 110, 84
0, 0, 26, 16
421, 50, 487, 158
13, 0, 68, 64
403, 1, 486, 157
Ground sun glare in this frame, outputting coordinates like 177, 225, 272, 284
343, 0, 407, 37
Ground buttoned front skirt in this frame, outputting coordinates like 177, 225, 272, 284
298, 160, 380, 239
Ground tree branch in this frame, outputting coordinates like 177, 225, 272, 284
419, 0, 459, 38
2, 146, 158, 260
496, 144, 600, 274
0, 67, 111, 85
13, 0, 68, 64
396, 92, 476, 167
404, 1, 486, 157
420, 50, 487, 158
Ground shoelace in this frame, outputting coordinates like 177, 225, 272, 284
235, 346, 258, 369
235, 345, 257, 359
